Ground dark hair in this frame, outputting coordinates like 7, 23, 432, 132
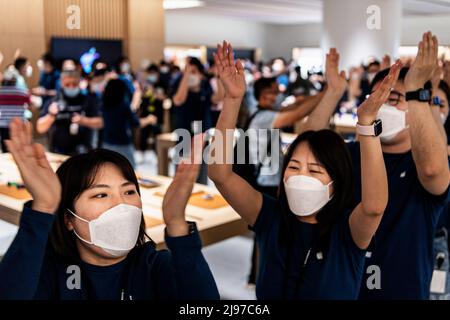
49, 149, 151, 261
92, 67, 107, 78
14, 57, 28, 71
253, 77, 277, 100
146, 64, 159, 73
103, 79, 127, 109
370, 67, 410, 92
425, 80, 450, 103
42, 53, 55, 66
188, 57, 205, 74
367, 61, 381, 70
278, 130, 356, 252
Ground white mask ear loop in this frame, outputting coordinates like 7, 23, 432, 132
67, 209, 94, 245
327, 181, 334, 199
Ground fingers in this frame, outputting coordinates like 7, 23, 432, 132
236, 59, 244, 75
228, 43, 234, 68
33, 143, 52, 169
372, 60, 402, 102
222, 40, 228, 67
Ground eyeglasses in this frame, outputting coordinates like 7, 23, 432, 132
367, 90, 405, 106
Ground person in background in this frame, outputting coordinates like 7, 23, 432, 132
37, 70, 103, 155
0, 70, 30, 152
137, 64, 166, 161
427, 65, 450, 300
12, 57, 32, 91
357, 60, 381, 105
101, 79, 156, 169
86, 67, 108, 149
168, 65, 182, 98
304, 32, 450, 300
0, 119, 219, 300
32, 53, 60, 107
287, 66, 316, 102
207, 61, 225, 127
158, 60, 171, 92
271, 58, 289, 94
209, 41, 394, 300
116, 56, 135, 99
172, 57, 217, 185
172, 57, 213, 135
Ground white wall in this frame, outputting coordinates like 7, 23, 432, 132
401, 15, 450, 45
165, 12, 450, 62
264, 23, 322, 60
165, 11, 268, 58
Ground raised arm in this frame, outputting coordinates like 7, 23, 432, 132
302, 48, 348, 132
208, 41, 263, 226
0, 118, 61, 299
272, 90, 325, 129
349, 61, 402, 249
404, 32, 449, 196
429, 63, 447, 143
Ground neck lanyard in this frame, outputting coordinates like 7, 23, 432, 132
283, 245, 324, 300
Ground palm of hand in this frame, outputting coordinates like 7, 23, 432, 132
220, 67, 246, 98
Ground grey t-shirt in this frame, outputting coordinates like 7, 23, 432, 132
247, 110, 283, 187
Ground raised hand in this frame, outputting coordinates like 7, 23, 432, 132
162, 133, 205, 236
214, 41, 246, 99
358, 60, 403, 125
381, 54, 392, 70
325, 48, 347, 94
5, 118, 61, 213
430, 62, 443, 89
405, 32, 438, 91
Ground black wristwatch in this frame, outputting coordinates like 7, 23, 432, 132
405, 88, 431, 102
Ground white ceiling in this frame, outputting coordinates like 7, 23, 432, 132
166, 0, 450, 24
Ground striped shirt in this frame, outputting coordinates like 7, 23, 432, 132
0, 86, 30, 128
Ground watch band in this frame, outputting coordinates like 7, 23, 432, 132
405, 88, 431, 102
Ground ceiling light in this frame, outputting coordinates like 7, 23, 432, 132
163, 0, 205, 10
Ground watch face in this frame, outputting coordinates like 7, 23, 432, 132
374, 119, 382, 136
419, 90, 431, 101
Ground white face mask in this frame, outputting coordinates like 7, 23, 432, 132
68, 204, 142, 257
284, 175, 333, 217
120, 63, 131, 74
376, 104, 408, 143
188, 74, 201, 88
367, 72, 376, 83
26, 65, 33, 78
160, 66, 170, 74
440, 112, 448, 125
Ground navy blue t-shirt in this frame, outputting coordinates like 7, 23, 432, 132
102, 101, 140, 146
347, 142, 450, 300
0, 205, 219, 300
172, 79, 213, 134
40, 92, 99, 154
253, 194, 366, 300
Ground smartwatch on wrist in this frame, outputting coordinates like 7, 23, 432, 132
356, 119, 382, 137
405, 88, 431, 102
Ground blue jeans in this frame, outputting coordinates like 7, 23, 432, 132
430, 228, 450, 300
102, 143, 136, 169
